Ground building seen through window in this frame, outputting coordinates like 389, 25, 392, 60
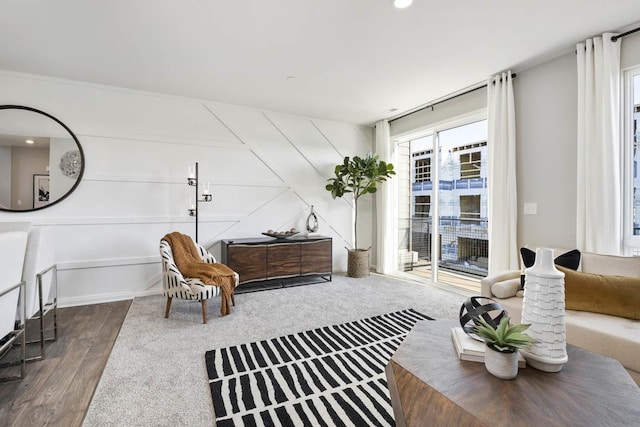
399, 119, 488, 289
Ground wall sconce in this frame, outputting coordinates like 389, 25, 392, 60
187, 162, 213, 242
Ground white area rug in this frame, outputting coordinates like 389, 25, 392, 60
82, 274, 469, 426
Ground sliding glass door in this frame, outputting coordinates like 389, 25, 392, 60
397, 119, 488, 291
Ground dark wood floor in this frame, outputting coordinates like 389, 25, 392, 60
0, 300, 132, 427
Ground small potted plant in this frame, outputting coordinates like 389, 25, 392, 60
325, 153, 395, 277
474, 316, 533, 379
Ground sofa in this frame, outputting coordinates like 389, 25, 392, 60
481, 249, 640, 386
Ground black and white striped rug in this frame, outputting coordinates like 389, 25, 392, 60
205, 309, 432, 427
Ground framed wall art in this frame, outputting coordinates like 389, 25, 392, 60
33, 174, 50, 208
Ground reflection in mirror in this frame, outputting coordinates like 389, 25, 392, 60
0, 106, 84, 212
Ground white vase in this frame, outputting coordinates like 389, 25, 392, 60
520, 247, 569, 372
306, 205, 319, 233
484, 345, 518, 379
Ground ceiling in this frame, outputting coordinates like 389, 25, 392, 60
0, 134, 49, 148
0, 1, 639, 126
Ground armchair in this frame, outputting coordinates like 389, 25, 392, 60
160, 237, 238, 323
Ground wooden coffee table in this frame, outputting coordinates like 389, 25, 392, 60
386, 320, 640, 427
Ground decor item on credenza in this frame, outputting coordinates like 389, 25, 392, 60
261, 228, 299, 239
306, 205, 319, 234
186, 162, 212, 243
326, 153, 395, 277
474, 316, 532, 380
33, 174, 50, 208
520, 247, 569, 372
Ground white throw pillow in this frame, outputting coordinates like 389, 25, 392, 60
491, 278, 521, 299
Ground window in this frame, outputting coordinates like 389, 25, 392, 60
414, 156, 432, 182
458, 148, 483, 179
624, 66, 640, 249
396, 118, 487, 291
414, 195, 430, 217
633, 77, 640, 235
460, 195, 481, 223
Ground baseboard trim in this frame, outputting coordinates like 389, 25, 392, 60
58, 287, 161, 308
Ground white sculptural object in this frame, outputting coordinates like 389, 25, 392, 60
520, 247, 569, 372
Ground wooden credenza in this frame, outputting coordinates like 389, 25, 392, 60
221, 235, 332, 291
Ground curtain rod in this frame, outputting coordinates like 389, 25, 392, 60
612, 26, 640, 42
575, 26, 640, 53
388, 73, 517, 123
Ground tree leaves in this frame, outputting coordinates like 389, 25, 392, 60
325, 154, 395, 202
325, 153, 395, 249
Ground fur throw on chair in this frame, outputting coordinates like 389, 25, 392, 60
162, 232, 235, 316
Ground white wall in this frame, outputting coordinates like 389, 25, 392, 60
11, 146, 49, 209
0, 146, 10, 208
0, 71, 373, 307
622, 30, 640, 69
390, 87, 487, 137
517, 31, 640, 249
515, 52, 578, 248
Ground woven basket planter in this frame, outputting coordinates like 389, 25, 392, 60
347, 249, 370, 278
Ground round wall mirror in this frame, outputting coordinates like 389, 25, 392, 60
0, 105, 84, 212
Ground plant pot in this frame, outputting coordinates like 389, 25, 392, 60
484, 345, 518, 380
347, 249, 370, 278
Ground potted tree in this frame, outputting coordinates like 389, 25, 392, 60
474, 316, 533, 379
326, 153, 395, 277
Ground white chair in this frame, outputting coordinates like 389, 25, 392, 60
21, 227, 57, 361
160, 237, 238, 323
0, 231, 28, 382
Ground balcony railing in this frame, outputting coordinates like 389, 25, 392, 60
412, 178, 487, 192
399, 216, 488, 277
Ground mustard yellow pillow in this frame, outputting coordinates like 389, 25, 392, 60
558, 266, 640, 320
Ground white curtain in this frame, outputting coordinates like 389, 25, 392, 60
576, 34, 622, 255
487, 71, 519, 274
375, 119, 395, 274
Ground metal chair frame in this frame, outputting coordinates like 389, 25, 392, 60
25, 264, 58, 362
0, 280, 26, 382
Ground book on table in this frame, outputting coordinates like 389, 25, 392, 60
451, 326, 526, 368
